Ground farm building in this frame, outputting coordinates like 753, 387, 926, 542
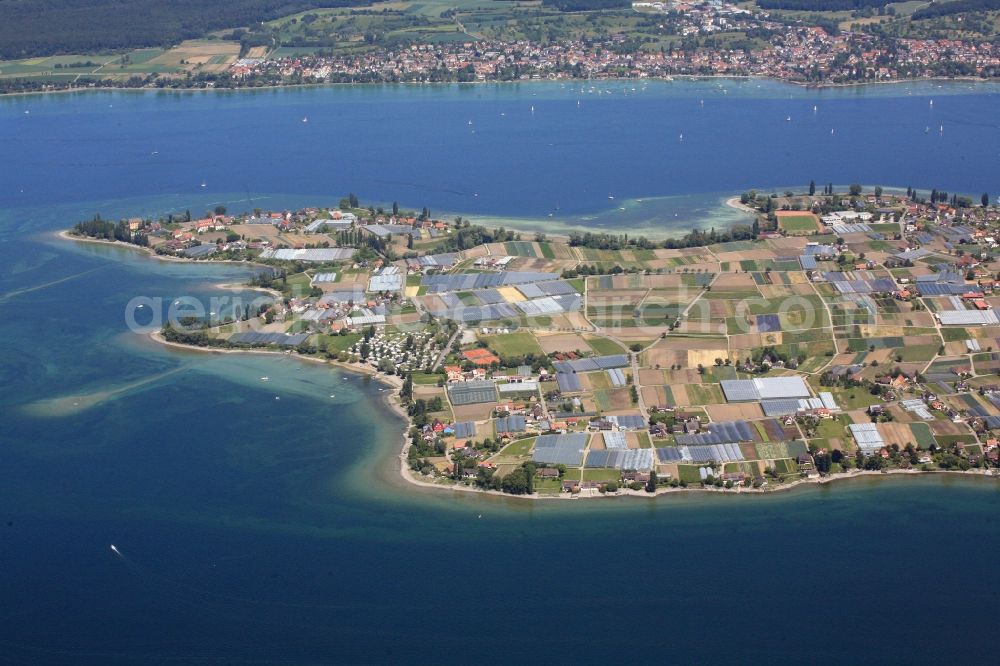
721, 377, 811, 402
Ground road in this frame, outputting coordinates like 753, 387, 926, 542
431, 327, 462, 371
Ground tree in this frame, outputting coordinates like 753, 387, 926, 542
849, 184, 862, 196
808, 180, 816, 196
348, 193, 359, 208
645, 469, 658, 493
392, 201, 399, 216
984, 192, 991, 207
874, 186, 882, 198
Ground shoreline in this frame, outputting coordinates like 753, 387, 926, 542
57, 229, 273, 271
5, 74, 997, 100
149, 329, 1000, 502
724, 196, 759, 217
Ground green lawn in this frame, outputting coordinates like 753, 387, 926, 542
677, 465, 705, 484
496, 437, 535, 458
778, 215, 820, 233
320, 333, 360, 353
534, 477, 563, 494
483, 331, 544, 357
581, 468, 620, 482
410, 372, 443, 385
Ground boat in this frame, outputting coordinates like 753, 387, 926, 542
786, 116, 791, 122
608, 195, 614, 200
302, 116, 308, 123
260, 376, 269, 381
200, 180, 206, 188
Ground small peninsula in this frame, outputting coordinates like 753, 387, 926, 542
66, 184, 1000, 498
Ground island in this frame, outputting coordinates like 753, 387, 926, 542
65, 184, 1000, 498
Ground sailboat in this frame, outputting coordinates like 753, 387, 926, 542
302, 116, 308, 123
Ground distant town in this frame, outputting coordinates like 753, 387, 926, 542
5, 1, 1000, 94
64, 182, 1000, 498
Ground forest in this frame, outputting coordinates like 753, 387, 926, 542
912, 0, 1000, 20
541, 0, 630, 11
0, 0, 367, 59
757, 0, 889, 10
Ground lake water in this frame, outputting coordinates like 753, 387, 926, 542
2, 81, 1000, 663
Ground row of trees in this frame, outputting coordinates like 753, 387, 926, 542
73, 216, 148, 247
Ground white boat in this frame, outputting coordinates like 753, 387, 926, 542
260, 376, 269, 381
786, 116, 791, 122
200, 181, 206, 188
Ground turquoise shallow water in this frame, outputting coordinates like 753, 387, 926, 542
2, 82, 1000, 663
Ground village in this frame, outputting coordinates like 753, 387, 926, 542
7, 1, 1000, 96
72, 184, 1000, 498
225, 2, 1000, 87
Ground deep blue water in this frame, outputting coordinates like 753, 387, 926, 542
3, 82, 1000, 663
2, 79, 999, 234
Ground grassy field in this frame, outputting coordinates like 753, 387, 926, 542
410, 372, 443, 385
319, 333, 360, 353
777, 214, 820, 234
581, 468, 620, 482
483, 331, 544, 357
495, 436, 535, 460
585, 336, 626, 356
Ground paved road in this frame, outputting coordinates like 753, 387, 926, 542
431, 327, 462, 371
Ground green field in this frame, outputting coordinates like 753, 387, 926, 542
319, 333, 360, 353
581, 468, 620, 482
777, 215, 819, 233
483, 331, 544, 358
586, 336, 627, 356
495, 436, 535, 460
